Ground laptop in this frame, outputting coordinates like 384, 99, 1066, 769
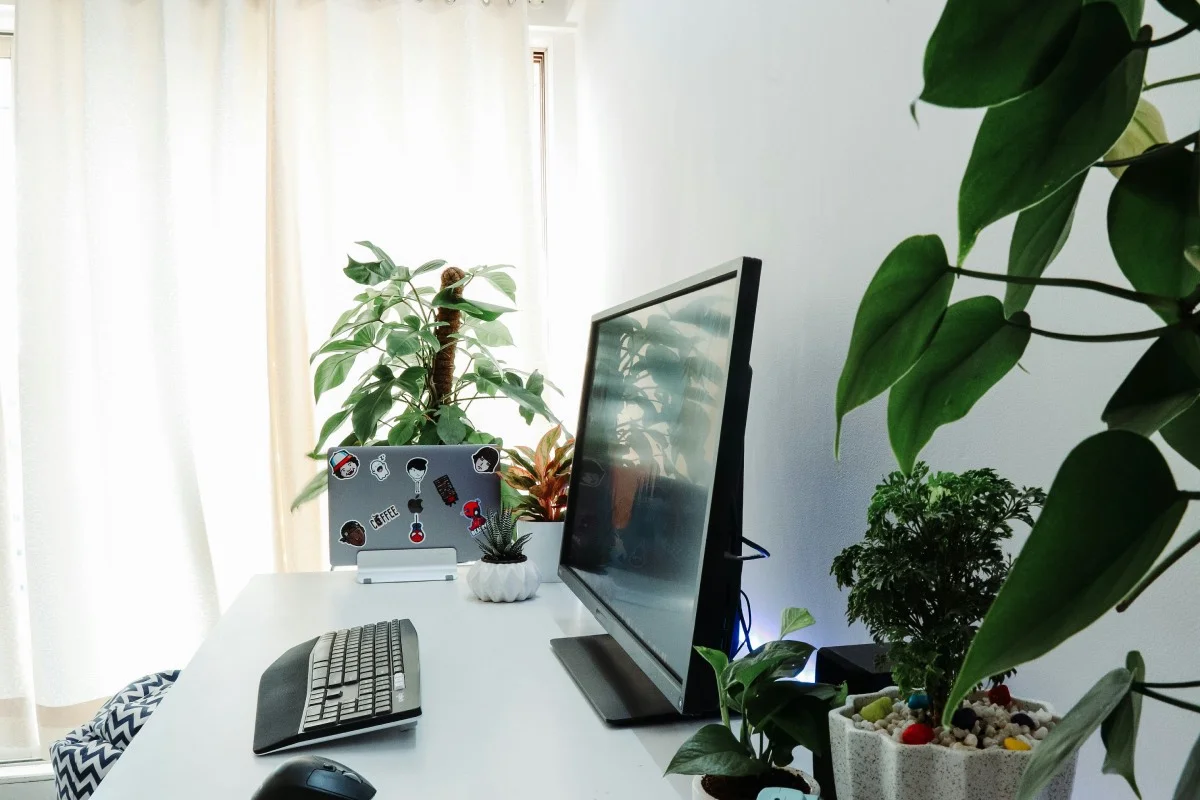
327, 444, 502, 568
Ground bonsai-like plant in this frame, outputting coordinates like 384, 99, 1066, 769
292, 242, 557, 508
501, 424, 574, 522
665, 608, 846, 797
833, 1, 1200, 795
831, 464, 1046, 724
471, 509, 530, 563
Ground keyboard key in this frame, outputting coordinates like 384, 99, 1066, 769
340, 709, 371, 721
326, 689, 343, 700
345, 671, 358, 683
312, 678, 326, 689
306, 717, 337, 730
395, 673, 405, 690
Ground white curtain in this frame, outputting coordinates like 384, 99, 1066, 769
1, 0, 536, 759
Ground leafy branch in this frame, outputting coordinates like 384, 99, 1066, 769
1094, 130, 1198, 168
1144, 71, 1200, 91
948, 265, 1180, 312
1014, 318, 1196, 343
1137, 22, 1197, 48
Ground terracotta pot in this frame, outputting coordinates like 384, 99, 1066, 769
465, 557, 540, 602
827, 687, 1077, 800
690, 767, 820, 800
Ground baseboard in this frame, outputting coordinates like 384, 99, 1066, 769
0, 762, 54, 800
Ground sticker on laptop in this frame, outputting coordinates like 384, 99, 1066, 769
407, 498, 423, 514
409, 520, 425, 543
433, 475, 458, 506
462, 499, 487, 532
471, 446, 500, 474
339, 520, 367, 547
406, 457, 428, 493
369, 454, 391, 481
329, 449, 361, 481
369, 505, 400, 530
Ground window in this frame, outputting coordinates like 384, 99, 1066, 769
531, 47, 548, 257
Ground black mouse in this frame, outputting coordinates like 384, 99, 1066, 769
251, 755, 376, 800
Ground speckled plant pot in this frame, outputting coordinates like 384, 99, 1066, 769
690, 767, 820, 800
466, 557, 540, 602
828, 687, 1077, 800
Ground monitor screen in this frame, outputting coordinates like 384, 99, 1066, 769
562, 276, 739, 680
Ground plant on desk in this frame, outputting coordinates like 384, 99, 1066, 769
292, 242, 557, 509
465, 508, 541, 603
501, 425, 574, 582
665, 608, 844, 800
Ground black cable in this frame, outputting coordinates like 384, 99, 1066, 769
734, 589, 753, 656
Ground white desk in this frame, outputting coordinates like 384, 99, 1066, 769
92, 569, 703, 799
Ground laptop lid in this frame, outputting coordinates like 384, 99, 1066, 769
327, 444, 502, 567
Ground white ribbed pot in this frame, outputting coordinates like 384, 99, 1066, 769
828, 688, 1077, 800
466, 556, 540, 602
518, 520, 564, 583
690, 768, 820, 800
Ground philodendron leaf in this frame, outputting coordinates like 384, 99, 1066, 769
695, 646, 731, 683
1005, 173, 1086, 317
1162, 400, 1200, 471
1159, 0, 1200, 25
958, 3, 1145, 261
313, 353, 357, 402
1103, 97, 1167, 178
436, 405, 468, 445
664, 724, 762, 777
481, 270, 517, 302
779, 607, 816, 638
1102, 331, 1200, 435
920, 0, 1078, 108
291, 470, 328, 511
1100, 651, 1146, 798
945, 430, 1187, 723
1016, 666, 1135, 800
312, 409, 351, 456
1176, 730, 1200, 800
1096, 0, 1146, 34
722, 641, 816, 700
344, 255, 393, 286
835, 235, 954, 453
888, 296, 1031, 475
1107, 148, 1200, 322
352, 385, 393, 442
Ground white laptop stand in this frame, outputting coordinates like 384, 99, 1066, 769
356, 548, 458, 584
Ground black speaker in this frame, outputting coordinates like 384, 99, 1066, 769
813, 644, 893, 800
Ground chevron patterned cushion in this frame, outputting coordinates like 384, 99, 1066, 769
50, 670, 181, 800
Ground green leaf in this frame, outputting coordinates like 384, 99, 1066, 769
920, 0, 1079, 108
1102, 332, 1200, 435
945, 431, 1187, 724
312, 409, 351, 456
329, 306, 360, 337
1096, 0, 1146, 34
1176, 730, 1200, 800
835, 235, 954, 454
1159, 0, 1200, 26
664, 724, 762, 777
387, 411, 422, 446
744, 681, 841, 759
695, 646, 731, 683
779, 608, 816, 638
352, 385, 393, 442
481, 270, 517, 301
957, 3, 1145, 261
310, 339, 367, 364
344, 256, 392, 286
1100, 651, 1145, 798
291, 470, 328, 511
1005, 173, 1086, 317
526, 370, 545, 396
470, 320, 515, 348
1103, 97, 1168, 178
888, 297, 1031, 474
431, 289, 513, 322
412, 259, 447, 277
386, 330, 423, 358
1017, 667, 1135, 799
1107, 148, 1200, 323
354, 240, 397, 271
1161, 400, 1200, 471
314, 353, 357, 402
722, 641, 816, 700
395, 366, 427, 396
436, 405, 468, 445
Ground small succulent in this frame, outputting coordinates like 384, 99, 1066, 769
501, 425, 573, 522
472, 509, 531, 564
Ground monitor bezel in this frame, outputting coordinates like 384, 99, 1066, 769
556, 256, 762, 714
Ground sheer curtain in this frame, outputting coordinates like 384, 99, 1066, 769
1, 0, 537, 759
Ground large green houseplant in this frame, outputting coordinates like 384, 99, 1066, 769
293, 242, 556, 508
834, 0, 1200, 797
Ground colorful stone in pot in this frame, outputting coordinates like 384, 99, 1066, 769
988, 684, 1012, 707
901, 723, 936, 745
950, 706, 978, 731
1003, 737, 1031, 751
1011, 712, 1036, 729
906, 693, 930, 710
860, 697, 893, 723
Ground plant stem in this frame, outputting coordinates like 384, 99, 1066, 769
720, 700, 731, 730
1134, 686, 1200, 714
1138, 679, 1200, 690
1117, 527, 1200, 611
1145, 71, 1200, 91
1094, 130, 1199, 168
948, 266, 1179, 310
1018, 320, 1191, 343
1138, 22, 1197, 48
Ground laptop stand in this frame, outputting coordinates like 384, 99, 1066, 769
356, 548, 458, 584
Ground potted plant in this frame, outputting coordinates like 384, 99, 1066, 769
465, 508, 540, 602
500, 424, 573, 582
292, 242, 558, 508
665, 607, 845, 800
828, 464, 1075, 799
833, 0, 1200, 796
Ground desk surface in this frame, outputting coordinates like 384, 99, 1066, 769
93, 569, 702, 799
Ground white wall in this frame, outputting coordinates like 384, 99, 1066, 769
560, 1, 1200, 796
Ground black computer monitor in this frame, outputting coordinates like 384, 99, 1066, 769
551, 257, 761, 724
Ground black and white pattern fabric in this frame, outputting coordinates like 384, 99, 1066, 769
50, 670, 181, 800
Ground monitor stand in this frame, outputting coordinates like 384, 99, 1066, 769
356, 548, 457, 584
550, 634, 679, 725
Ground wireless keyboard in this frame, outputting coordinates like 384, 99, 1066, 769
253, 619, 421, 754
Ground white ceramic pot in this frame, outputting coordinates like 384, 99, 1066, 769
690, 767, 820, 800
518, 520, 564, 583
828, 687, 1077, 800
466, 557, 540, 602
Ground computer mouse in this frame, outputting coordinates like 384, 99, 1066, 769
251, 755, 376, 800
